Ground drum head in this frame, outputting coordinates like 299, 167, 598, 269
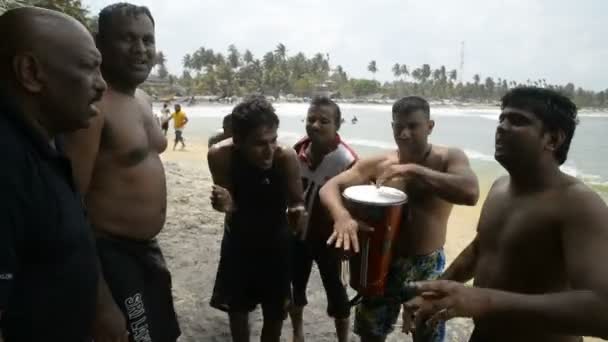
343, 185, 407, 206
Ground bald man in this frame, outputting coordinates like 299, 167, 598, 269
0, 7, 106, 342
63, 3, 180, 342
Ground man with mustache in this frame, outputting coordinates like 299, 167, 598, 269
0, 7, 106, 341
407, 87, 608, 342
64, 3, 180, 342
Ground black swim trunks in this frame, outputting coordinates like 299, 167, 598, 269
211, 225, 291, 320
96, 235, 181, 342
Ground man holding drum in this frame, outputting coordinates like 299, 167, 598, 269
320, 96, 480, 342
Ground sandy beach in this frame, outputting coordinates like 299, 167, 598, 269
158, 137, 603, 342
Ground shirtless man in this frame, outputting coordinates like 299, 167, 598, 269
208, 96, 306, 342
406, 87, 608, 342
63, 3, 180, 342
320, 96, 479, 342
208, 113, 233, 147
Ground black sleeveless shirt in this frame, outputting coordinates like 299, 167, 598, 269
227, 150, 288, 243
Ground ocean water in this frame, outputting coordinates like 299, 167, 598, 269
157, 102, 608, 201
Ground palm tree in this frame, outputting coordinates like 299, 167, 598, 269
448, 69, 457, 83
400, 64, 409, 79
392, 63, 401, 80
227, 44, 241, 69
368, 60, 377, 79
243, 50, 254, 64
275, 43, 287, 61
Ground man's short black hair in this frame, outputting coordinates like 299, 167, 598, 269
222, 113, 232, 128
232, 96, 279, 140
97, 3, 154, 41
309, 96, 342, 129
392, 96, 430, 119
501, 87, 578, 165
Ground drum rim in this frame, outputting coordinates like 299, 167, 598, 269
343, 185, 407, 207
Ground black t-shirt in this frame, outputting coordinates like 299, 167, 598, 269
0, 99, 99, 341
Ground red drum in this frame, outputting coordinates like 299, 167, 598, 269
343, 185, 407, 297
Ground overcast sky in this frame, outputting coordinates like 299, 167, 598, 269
85, 0, 608, 90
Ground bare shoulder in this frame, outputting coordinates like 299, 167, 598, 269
437, 145, 470, 166
560, 177, 608, 219
208, 140, 234, 161
275, 145, 298, 164
135, 88, 153, 107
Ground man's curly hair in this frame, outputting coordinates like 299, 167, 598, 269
231, 96, 280, 140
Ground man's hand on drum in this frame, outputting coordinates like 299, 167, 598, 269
211, 185, 235, 213
376, 163, 419, 187
327, 214, 374, 254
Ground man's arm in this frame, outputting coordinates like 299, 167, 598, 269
414, 147, 479, 205
280, 147, 307, 234
281, 147, 305, 208
439, 235, 478, 283
320, 156, 384, 223
320, 155, 385, 252
63, 113, 104, 193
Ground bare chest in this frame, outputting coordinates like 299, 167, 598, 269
100, 101, 165, 166
476, 192, 566, 290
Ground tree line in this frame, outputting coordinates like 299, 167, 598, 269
1, 2, 605, 109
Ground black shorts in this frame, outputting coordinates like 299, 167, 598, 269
291, 237, 350, 319
161, 122, 169, 130
210, 227, 291, 320
96, 235, 181, 342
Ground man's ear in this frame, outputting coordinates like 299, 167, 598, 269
546, 129, 566, 152
13, 53, 44, 93
427, 119, 435, 135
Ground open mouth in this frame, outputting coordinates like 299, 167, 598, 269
131, 59, 149, 70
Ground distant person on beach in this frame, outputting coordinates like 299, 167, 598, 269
208, 96, 307, 342
208, 113, 233, 147
352, 115, 358, 124
63, 3, 180, 342
160, 102, 171, 136
173, 103, 188, 150
0, 7, 105, 341
405, 87, 608, 342
320, 96, 480, 342
289, 97, 357, 342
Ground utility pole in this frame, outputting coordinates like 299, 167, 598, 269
459, 41, 465, 84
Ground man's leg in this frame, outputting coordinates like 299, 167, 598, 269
407, 249, 447, 342
359, 334, 386, 342
288, 306, 304, 342
229, 312, 250, 342
261, 318, 283, 342
289, 238, 313, 342
334, 318, 350, 342
316, 245, 351, 342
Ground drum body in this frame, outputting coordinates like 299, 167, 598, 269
343, 185, 407, 297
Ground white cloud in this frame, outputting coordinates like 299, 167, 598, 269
86, 0, 608, 90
